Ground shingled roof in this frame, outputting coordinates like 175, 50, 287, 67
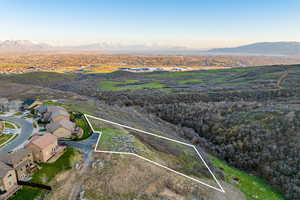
50, 110, 69, 119
0, 149, 32, 167
46, 119, 75, 133
0, 161, 13, 178
27, 133, 57, 149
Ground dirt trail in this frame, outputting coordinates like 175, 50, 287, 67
277, 71, 289, 89
68, 151, 93, 200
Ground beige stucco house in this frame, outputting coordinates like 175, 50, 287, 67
0, 149, 35, 181
46, 119, 75, 138
25, 133, 59, 162
0, 161, 18, 199
50, 110, 70, 123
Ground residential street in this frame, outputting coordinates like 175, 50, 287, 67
0, 116, 34, 152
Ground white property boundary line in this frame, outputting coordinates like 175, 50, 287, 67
84, 114, 225, 193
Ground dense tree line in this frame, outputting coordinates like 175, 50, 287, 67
145, 102, 300, 200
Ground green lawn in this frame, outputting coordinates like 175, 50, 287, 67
31, 148, 78, 184
73, 115, 92, 141
210, 156, 285, 200
0, 134, 14, 146
96, 127, 125, 150
9, 186, 43, 200
13, 112, 22, 116
10, 148, 78, 200
148, 71, 218, 78
98, 80, 164, 91
5, 122, 16, 129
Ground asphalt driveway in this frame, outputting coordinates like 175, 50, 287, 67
0, 116, 34, 152
58, 133, 99, 158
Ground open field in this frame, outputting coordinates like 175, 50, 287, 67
98, 80, 165, 91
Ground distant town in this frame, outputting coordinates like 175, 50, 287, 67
1, 53, 300, 74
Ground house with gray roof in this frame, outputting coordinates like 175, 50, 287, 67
0, 149, 36, 181
46, 119, 75, 138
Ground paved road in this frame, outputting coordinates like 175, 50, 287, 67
0, 116, 34, 152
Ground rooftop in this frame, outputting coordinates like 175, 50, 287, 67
46, 119, 75, 133
0, 149, 32, 166
27, 133, 57, 149
0, 161, 13, 178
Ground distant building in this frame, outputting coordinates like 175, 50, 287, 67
25, 133, 61, 162
0, 149, 36, 181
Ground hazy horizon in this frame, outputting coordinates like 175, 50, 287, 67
1, 0, 300, 49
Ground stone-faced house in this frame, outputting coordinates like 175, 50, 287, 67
0, 161, 18, 199
0, 149, 36, 181
25, 133, 60, 162
46, 119, 75, 138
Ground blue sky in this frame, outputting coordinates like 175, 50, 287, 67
0, 0, 299, 48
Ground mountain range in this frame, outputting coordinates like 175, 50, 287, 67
208, 41, 300, 56
0, 40, 300, 55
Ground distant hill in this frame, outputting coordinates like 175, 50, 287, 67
1, 40, 300, 55
208, 42, 300, 56
0, 40, 185, 53
0, 40, 52, 52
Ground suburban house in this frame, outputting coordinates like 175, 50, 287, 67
0, 149, 36, 181
36, 105, 69, 123
0, 98, 9, 113
21, 99, 42, 111
49, 109, 70, 123
35, 104, 82, 139
0, 162, 19, 200
0, 98, 22, 113
35, 104, 48, 115
46, 119, 75, 138
25, 133, 63, 162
